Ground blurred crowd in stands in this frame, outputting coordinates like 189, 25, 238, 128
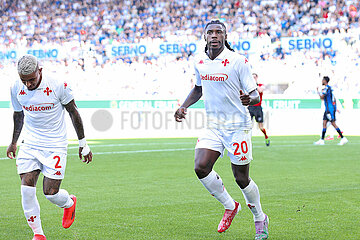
1, 0, 359, 45
0, 0, 359, 100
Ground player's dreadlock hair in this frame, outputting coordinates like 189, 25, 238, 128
204, 20, 235, 52
323, 76, 330, 83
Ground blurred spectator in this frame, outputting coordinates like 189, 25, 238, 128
1, 0, 359, 46
0, 0, 359, 100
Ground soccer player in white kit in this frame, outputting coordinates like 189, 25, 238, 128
6, 55, 93, 240
174, 20, 269, 239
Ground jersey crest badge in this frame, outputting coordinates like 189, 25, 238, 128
44, 87, 52, 96
245, 58, 248, 64
19, 90, 27, 95
222, 59, 229, 66
64, 82, 68, 89
198, 60, 204, 64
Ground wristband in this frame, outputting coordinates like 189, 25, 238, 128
79, 138, 86, 147
81, 144, 91, 156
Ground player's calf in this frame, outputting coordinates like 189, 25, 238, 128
21, 185, 44, 236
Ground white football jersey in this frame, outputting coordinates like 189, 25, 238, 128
195, 48, 257, 130
10, 75, 74, 153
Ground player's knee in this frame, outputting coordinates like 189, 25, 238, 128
194, 164, 211, 179
43, 187, 59, 196
21, 178, 36, 187
20, 170, 40, 187
234, 175, 250, 189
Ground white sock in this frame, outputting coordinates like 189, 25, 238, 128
45, 189, 73, 208
241, 180, 265, 221
21, 185, 44, 235
199, 170, 236, 210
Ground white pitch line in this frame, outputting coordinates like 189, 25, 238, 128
67, 142, 193, 149
253, 142, 360, 148
68, 139, 353, 149
81, 148, 194, 155
1, 141, 359, 160
0, 148, 194, 160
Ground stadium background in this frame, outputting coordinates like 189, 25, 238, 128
1, 1, 360, 240
1, 0, 360, 142
1, 0, 360, 144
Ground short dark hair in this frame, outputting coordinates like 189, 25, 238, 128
204, 20, 234, 52
323, 76, 330, 83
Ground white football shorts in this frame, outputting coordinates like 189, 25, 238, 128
16, 145, 67, 180
195, 128, 253, 165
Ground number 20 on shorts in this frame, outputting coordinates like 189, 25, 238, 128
233, 141, 248, 155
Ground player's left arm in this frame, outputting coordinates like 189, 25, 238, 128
317, 86, 325, 99
257, 84, 264, 93
237, 56, 260, 106
240, 89, 260, 106
64, 100, 93, 164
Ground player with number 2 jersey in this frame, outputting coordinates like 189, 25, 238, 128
7, 55, 93, 240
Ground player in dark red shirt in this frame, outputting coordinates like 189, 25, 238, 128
248, 73, 270, 146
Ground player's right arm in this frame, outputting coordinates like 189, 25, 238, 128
7, 83, 25, 159
7, 111, 24, 159
174, 85, 202, 122
6, 111, 24, 159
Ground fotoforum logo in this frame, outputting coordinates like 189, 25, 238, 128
22, 103, 55, 112
200, 73, 228, 82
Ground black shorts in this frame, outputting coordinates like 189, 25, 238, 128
248, 105, 264, 123
323, 110, 336, 122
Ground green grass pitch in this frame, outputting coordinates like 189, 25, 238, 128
0, 136, 359, 239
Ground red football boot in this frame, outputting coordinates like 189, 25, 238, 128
32, 234, 46, 240
217, 201, 240, 233
62, 195, 77, 228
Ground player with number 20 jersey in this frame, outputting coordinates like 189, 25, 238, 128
174, 20, 269, 240
194, 47, 257, 165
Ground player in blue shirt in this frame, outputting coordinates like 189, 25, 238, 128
314, 76, 348, 145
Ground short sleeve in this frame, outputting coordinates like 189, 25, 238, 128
10, 85, 23, 112
236, 57, 257, 93
59, 81, 74, 105
321, 86, 328, 95
195, 64, 201, 86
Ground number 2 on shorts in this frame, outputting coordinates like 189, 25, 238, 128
233, 141, 248, 155
54, 156, 62, 169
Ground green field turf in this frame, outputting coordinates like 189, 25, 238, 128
0, 136, 359, 240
